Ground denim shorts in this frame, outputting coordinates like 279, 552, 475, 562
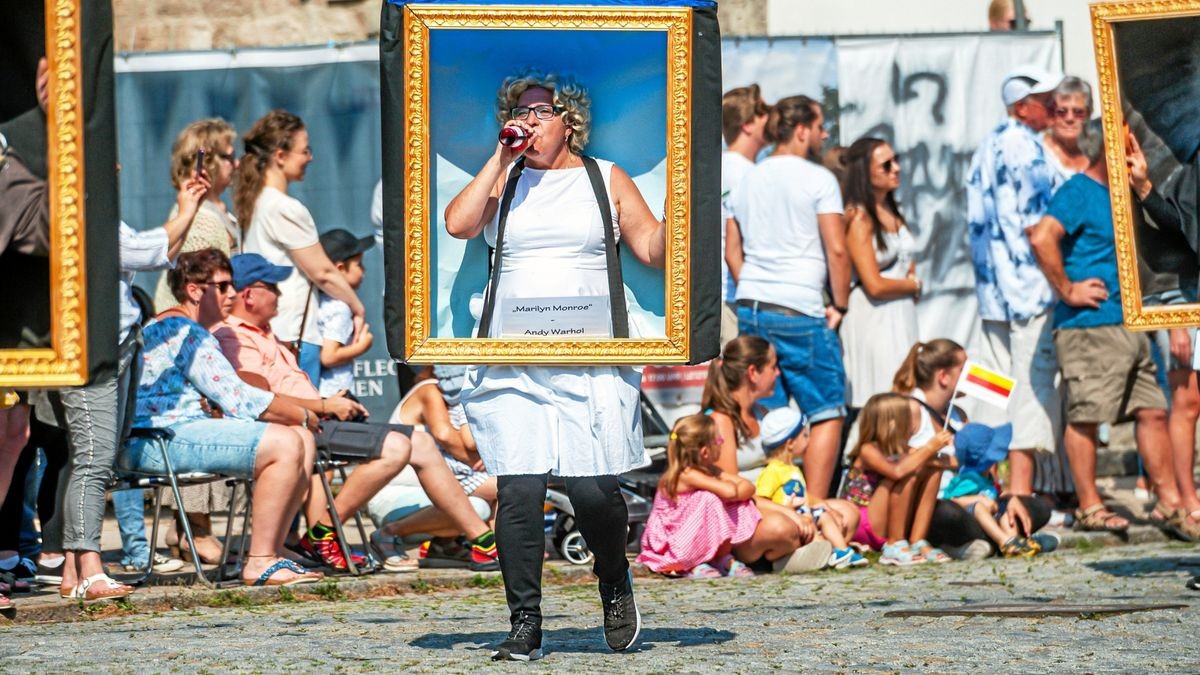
737, 306, 847, 422
119, 418, 269, 480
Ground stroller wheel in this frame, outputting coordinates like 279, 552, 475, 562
559, 530, 594, 565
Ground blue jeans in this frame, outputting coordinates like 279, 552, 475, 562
119, 419, 268, 480
737, 305, 847, 423
112, 489, 149, 567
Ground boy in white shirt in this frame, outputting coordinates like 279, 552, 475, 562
316, 229, 375, 398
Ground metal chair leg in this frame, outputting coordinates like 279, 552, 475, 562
337, 465, 377, 569
316, 464, 361, 575
158, 440, 216, 589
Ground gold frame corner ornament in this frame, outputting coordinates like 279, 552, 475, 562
399, 4, 694, 364
0, 0, 89, 387
1092, 0, 1200, 331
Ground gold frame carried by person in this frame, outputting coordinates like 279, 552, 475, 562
1092, 0, 1200, 330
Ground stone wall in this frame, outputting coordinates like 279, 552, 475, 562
112, 0, 766, 52
112, 0, 381, 52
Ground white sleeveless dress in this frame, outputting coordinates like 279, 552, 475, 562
461, 159, 647, 477
841, 227, 918, 408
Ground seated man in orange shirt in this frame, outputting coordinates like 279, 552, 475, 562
212, 253, 498, 572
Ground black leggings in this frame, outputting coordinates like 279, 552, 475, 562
926, 496, 1052, 549
496, 474, 629, 624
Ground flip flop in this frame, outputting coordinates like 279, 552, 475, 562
244, 559, 323, 587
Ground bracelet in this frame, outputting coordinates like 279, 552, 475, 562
831, 304, 848, 315
301, 408, 310, 429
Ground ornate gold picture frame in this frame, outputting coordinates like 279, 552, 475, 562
0, 0, 90, 386
1092, 0, 1200, 331
385, 3, 716, 365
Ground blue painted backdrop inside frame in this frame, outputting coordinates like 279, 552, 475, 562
427, 27, 670, 338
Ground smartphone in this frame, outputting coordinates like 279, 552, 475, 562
194, 148, 205, 178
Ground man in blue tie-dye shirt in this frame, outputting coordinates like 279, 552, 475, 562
965, 66, 1063, 500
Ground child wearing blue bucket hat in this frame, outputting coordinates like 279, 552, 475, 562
945, 423, 1040, 558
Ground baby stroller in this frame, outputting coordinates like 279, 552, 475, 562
543, 392, 668, 564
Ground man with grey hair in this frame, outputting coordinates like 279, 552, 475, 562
1029, 126, 1194, 539
965, 65, 1063, 502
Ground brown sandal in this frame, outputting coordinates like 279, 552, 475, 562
1152, 505, 1200, 542
1074, 504, 1129, 532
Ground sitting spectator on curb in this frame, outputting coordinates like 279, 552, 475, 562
119, 249, 323, 588
211, 253, 500, 571
841, 393, 953, 565
1029, 127, 1197, 539
756, 408, 866, 569
368, 366, 497, 571
946, 424, 1041, 558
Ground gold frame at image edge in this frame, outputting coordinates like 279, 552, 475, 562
1091, 0, 1200, 331
0, 0, 88, 387
400, 4, 693, 364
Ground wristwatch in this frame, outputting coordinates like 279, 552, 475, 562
831, 304, 849, 315
0, 132, 9, 171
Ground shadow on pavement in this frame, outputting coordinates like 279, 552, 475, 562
1085, 555, 1200, 578
411, 626, 736, 654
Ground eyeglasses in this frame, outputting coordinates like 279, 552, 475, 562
205, 281, 235, 294
246, 282, 280, 295
881, 157, 900, 172
216, 151, 237, 163
1055, 107, 1088, 120
288, 147, 313, 158
509, 104, 564, 121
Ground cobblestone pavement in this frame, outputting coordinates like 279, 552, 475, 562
3, 541, 1199, 672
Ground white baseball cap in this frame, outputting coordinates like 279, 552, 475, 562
1001, 66, 1063, 107
760, 407, 808, 451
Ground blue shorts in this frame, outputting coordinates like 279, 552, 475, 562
119, 418, 269, 479
737, 305, 847, 423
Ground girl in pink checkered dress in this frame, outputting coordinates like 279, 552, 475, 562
637, 414, 762, 578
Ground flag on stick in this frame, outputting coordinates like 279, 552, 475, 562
954, 361, 1017, 410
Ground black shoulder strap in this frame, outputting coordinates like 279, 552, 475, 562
477, 156, 629, 339
908, 395, 954, 433
582, 156, 629, 338
476, 160, 524, 338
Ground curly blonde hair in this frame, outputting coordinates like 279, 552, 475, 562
495, 69, 591, 155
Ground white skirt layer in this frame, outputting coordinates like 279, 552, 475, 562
462, 364, 646, 477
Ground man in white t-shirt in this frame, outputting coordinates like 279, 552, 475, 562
732, 95, 851, 504
720, 84, 769, 347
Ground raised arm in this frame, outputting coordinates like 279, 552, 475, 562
444, 119, 535, 239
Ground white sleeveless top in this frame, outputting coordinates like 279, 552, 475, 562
462, 158, 646, 477
478, 159, 619, 336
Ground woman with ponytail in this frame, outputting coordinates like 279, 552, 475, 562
729, 95, 850, 505
893, 339, 1056, 559
699, 336, 833, 573
236, 110, 366, 384
840, 136, 920, 410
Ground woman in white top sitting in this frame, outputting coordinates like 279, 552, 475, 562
234, 110, 365, 385
839, 137, 920, 411
444, 69, 664, 660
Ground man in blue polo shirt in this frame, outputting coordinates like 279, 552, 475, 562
1029, 127, 1195, 539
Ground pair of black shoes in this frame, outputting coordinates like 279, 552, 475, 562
491, 571, 641, 661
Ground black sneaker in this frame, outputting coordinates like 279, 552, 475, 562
419, 537, 499, 572
1188, 576, 1200, 591
491, 612, 543, 661
599, 570, 641, 651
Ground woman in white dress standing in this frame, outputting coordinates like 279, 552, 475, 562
445, 70, 665, 661
839, 137, 920, 410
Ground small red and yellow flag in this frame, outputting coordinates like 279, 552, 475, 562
955, 361, 1017, 410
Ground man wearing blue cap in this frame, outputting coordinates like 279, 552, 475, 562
965, 65, 1064, 501
212, 253, 499, 573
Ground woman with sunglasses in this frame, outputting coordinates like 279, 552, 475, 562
445, 69, 665, 661
1041, 77, 1093, 186
150, 119, 247, 568
235, 110, 366, 386
839, 137, 919, 415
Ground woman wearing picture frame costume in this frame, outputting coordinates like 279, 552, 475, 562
446, 70, 665, 661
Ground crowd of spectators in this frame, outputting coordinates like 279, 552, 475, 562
2, 30, 1200, 622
